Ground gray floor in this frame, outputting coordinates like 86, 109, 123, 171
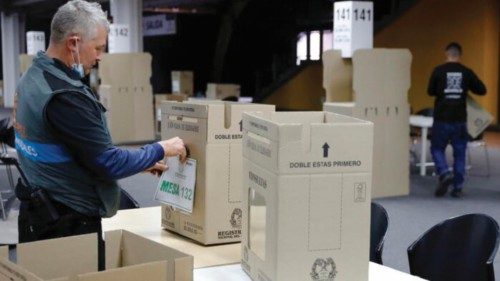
1, 144, 499, 279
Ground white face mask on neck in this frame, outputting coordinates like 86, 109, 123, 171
71, 37, 84, 78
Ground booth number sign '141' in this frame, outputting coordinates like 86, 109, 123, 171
333, 1, 373, 58
155, 157, 197, 214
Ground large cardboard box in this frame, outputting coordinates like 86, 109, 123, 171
241, 111, 373, 281
323, 49, 412, 198
0, 230, 193, 281
154, 94, 188, 134
171, 71, 194, 96
467, 96, 493, 138
19, 54, 35, 74
206, 83, 241, 100
99, 85, 156, 144
0, 246, 7, 259
161, 101, 275, 245
99, 53, 152, 86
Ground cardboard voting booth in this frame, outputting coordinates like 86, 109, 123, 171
160, 101, 275, 245
241, 111, 373, 281
323, 49, 412, 198
206, 84, 241, 100
99, 85, 155, 144
19, 54, 35, 74
467, 96, 493, 138
0, 230, 193, 281
98, 53, 156, 144
171, 71, 194, 96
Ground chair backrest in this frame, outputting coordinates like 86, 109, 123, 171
408, 213, 500, 281
119, 188, 140, 210
0, 117, 15, 148
370, 202, 389, 264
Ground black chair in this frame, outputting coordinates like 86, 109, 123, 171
0, 117, 15, 148
408, 213, 500, 281
370, 202, 389, 264
119, 188, 140, 210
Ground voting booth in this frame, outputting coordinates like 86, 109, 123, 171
323, 49, 412, 198
98, 53, 156, 144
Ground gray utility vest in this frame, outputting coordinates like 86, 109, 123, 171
15, 52, 119, 217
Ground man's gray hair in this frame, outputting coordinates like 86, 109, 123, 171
50, 0, 109, 43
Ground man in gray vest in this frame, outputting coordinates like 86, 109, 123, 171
14, 0, 186, 269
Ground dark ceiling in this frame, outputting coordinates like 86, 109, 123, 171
0, 0, 228, 17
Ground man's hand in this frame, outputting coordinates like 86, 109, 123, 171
158, 137, 187, 163
145, 161, 168, 177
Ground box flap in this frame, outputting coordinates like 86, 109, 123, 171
77, 261, 168, 281
104, 230, 123, 270
0, 257, 44, 281
17, 234, 98, 280
119, 231, 193, 281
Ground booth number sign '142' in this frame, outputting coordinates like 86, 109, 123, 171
155, 157, 197, 214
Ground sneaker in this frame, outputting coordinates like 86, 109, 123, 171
435, 172, 453, 197
450, 188, 464, 198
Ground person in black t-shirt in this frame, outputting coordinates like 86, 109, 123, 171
427, 42, 486, 198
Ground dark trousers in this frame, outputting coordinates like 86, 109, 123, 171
430, 121, 468, 189
18, 199, 105, 270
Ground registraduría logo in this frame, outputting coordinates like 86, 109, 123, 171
310, 258, 337, 281
164, 205, 173, 220
230, 208, 243, 228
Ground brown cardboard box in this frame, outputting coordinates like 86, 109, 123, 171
206, 84, 240, 100
154, 94, 188, 134
467, 96, 493, 138
323, 49, 412, 198
171, 71, 194, 96
0, 246, 7, 259
0, 230, 193, 281
99, 85, 156, 144
241, 111, 373, 281
19, 54, 35, 74
99, 53, 152, 86
160, 101, 275, 245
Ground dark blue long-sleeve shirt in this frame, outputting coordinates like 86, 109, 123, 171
44, 60, 163, 180
46, 92, 164, 180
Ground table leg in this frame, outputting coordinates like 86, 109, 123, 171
420, 127, 428, 176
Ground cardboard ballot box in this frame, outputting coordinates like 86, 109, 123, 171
160, 101, 275, 245
206, 83, 241, 100
323, 49, 411, 198
241, 111, 373, 281
99, 85, 155, 144
0, 230, 193, 281
171, 71, 194, 96
467, 96, 493, 138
